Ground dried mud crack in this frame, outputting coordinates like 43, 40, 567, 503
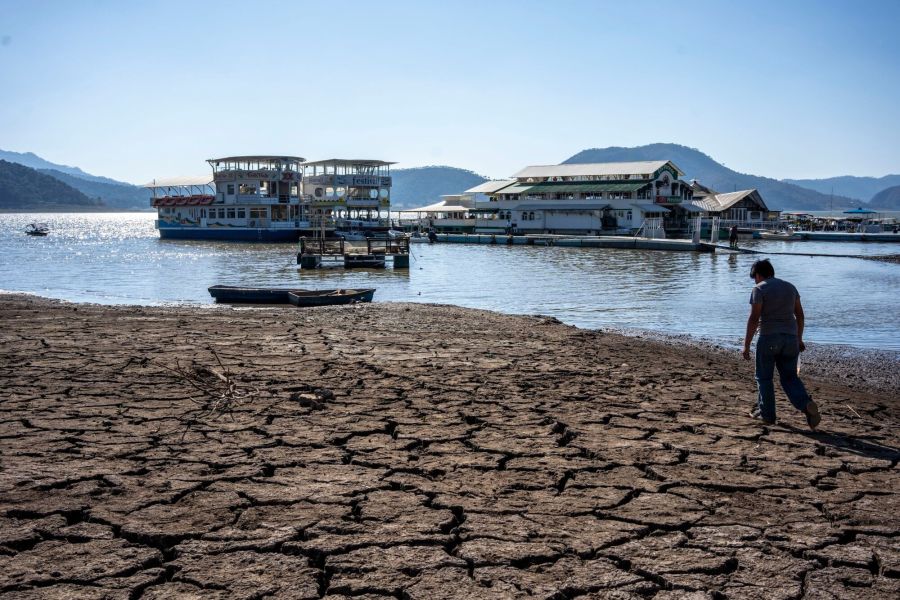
0, 293, 898, 599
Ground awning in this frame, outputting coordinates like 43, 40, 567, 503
522, 182, 650, 194
632, 203, 671, 213
515, 202, 611, 211
143, 175, 213, 188
464, 179, 517, 194
399, 202, 469, 213
495, 184, 534, 195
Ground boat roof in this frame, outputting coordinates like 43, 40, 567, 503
143, 175, 213, 188
303, 159, 396, 167
208, 155, 305, 163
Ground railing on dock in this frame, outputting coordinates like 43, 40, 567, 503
365, 236, 410, 256
299, 237, 345, 256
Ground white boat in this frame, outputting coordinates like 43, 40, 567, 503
758, 230, 803, 241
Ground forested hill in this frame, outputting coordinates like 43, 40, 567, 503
1, 149, 149, 210
564, 144, 858, 211
391, 166, 488, 209
0, 160, 104, 210
869, 185, 900, 210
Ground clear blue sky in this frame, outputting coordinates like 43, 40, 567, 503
1, 0, 898, 183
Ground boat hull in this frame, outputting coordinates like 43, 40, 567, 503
288, 289, 375, 306
208, 285, 308, 304
160, 227, 318, 243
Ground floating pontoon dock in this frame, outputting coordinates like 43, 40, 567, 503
421, 233, 711, 252
297, 237, 411, 269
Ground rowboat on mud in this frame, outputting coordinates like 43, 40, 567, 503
288, 289, 375, 306
208, 285, 309, 304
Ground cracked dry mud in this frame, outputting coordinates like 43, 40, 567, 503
0, 293, 898, 599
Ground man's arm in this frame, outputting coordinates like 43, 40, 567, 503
794, 297, 806, 352
743, 303, 763, 360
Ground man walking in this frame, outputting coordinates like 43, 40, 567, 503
729, 225, 739, 249
742, 259, 821, 429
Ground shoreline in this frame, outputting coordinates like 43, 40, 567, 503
7, 290, 899, 395
1, 293, 898, 597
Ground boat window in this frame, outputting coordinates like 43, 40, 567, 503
227, 184, 235, 195
239, 184, 257, 195
250, 208, 266, 219
379, 188, 388, 198
326, 187, 335, 197
237, 208, 246, 219
336, 187, 346, 198
227, 208, 236, 219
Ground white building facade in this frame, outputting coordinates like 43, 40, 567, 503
465, 160, 694, 235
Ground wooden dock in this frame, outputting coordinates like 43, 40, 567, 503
297, 237, 410, 269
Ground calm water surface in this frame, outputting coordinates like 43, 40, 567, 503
2, 213, 899, 350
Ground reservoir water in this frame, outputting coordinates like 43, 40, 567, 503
2, 213, 899, 351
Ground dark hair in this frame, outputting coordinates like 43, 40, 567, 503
750, 259, 775, 279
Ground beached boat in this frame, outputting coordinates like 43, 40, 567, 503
208, 285, 309, 304
25, 223, 49, 236
288, 289, 375, 306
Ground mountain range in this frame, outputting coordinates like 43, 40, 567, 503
565, 144, 865, 211
782, 175, 900, 203
1, 145, 897, 212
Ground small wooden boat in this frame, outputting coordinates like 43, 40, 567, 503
208, 285, 309, 304
25, 223, 49, 236
288, 289, 375, 306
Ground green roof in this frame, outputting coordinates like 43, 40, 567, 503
523, 182, 650, 194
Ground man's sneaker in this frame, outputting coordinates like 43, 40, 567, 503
749, 406, 775, 425
804, 400, 821, 430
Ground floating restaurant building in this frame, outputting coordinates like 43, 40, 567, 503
147, 156, 394, 242
403, 160, 779, 237
401, 160, 694, 236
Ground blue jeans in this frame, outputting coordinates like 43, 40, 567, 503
755, 333, 812, 422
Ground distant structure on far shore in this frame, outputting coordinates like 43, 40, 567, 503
400, 160, 778, 238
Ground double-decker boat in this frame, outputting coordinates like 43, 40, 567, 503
146, 156, 393, 242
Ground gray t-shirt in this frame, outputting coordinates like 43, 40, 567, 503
750, 277, 800, 336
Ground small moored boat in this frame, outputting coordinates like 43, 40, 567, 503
25, 223, 49, 236
758, 230, 802, 241
208, 285, 309, 304
288, 289, 375, 306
